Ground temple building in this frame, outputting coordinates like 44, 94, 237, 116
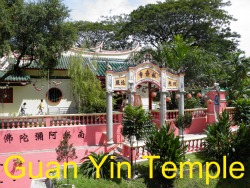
0, 43, 165, 115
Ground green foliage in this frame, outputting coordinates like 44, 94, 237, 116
184, 97, 201, 109
144, 124, 186, 179
121, 0, 239, 56
74, 14, 132, 50
0, 0, 77, 80
233, 124, 250, 159
233, 98, 250, 125
220, 53, 250, 102
56, 131, 78, 184
68, 55, 106, 113
121, 104, 153, 141
79, 152, 117, 179
56, 131, 78, 162
204, 111, 233, 164
184, 112, 193, 129
174, 112, 193, 130
204, 111, 250, 168
174, 112, 193, 148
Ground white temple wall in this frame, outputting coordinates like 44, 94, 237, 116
0, 79, 76, 116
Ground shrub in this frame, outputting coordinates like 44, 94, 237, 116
203, 111, 250, 169
184, 97, 201, 109
174, 112, 193, 130
79, 152, 117, 179
144, 124, 186, 179
233, 98, 250, 125
56, 131, 78, 184
121, 104, 153, 141
174, 112, 193, 147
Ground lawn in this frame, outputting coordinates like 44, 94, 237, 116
54, 152, 250, 188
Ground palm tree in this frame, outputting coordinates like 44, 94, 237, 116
222, 52, 250, 102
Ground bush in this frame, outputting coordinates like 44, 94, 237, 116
56, 131, 78, 184
79, 152, 117, 179
174, 112, 193, 130
144, 124, 186, 180
184, 97, 201, 109
174, 112, 193, 146
233, 98, 250, 125
203, 111, 250, 169
122, 104, 152, 141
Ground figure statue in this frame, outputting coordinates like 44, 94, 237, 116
106, 61, 112, 71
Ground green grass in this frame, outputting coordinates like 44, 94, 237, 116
53, 171, 146, 188
54, 153, 250, 188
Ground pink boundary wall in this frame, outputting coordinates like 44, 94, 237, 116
0, 124, 123, 188
152, 110, 208, 135
0, 124, 123, 153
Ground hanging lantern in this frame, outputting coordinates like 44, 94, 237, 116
151, 92, 157, 98
175, 94, 180, 99
196, 93, 202, 98
166, 97, 171, 102
187, 93, 192, 99
207, 99, 212, 104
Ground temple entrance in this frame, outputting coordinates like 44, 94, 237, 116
134, 82, 160, 111
105, 54, 185, 144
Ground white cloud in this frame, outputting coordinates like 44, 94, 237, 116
226, 0, 250, 57
64, 0, 162, 21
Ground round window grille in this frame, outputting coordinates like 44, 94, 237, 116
47, 88, 62, 103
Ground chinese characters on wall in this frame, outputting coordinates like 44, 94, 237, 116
167, 78, 178, 89
3, 130, 85, 144
136, 68, 159, 82
114, 77, 127, 87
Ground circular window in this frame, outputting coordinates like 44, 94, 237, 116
47, 88, 62, 103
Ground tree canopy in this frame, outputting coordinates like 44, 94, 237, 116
0, 0, 77, 80
74, 14, 132, 51
120, 0, 240, 57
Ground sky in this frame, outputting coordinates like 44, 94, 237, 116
63, 0, 250, 57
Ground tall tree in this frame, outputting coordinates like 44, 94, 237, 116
0, 0, 23, 56
74, 14, 132, 51
0, 0, 77, 80
120, 0, 240, 57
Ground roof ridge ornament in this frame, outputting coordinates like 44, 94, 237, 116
105, 61, 113, 71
